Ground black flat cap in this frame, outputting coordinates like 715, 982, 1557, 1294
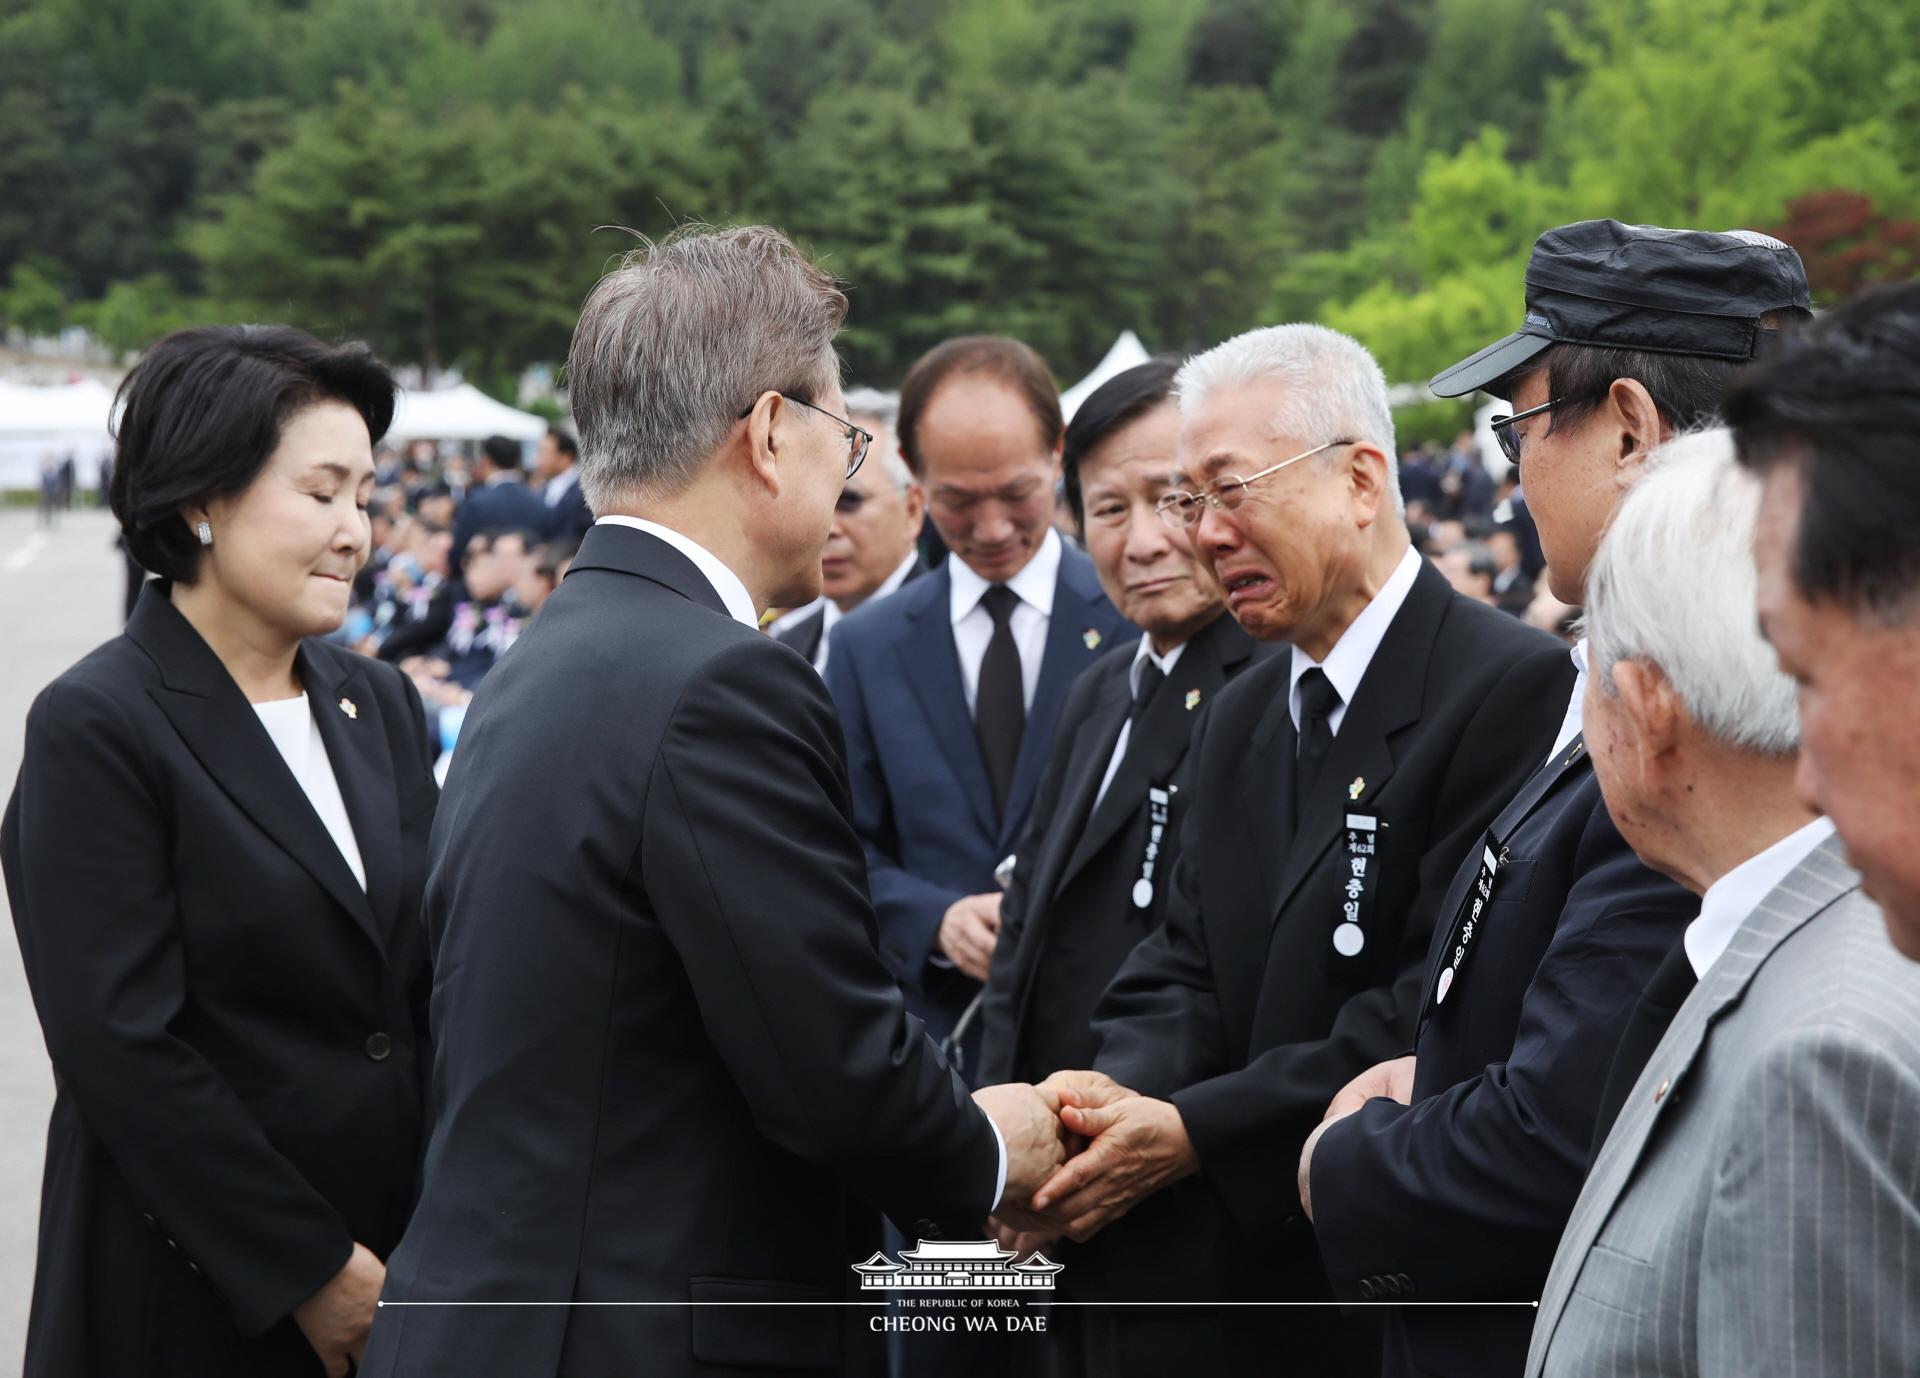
1430, 219, 1811, 398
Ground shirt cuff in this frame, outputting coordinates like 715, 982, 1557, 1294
987, 1116, 1008, 1213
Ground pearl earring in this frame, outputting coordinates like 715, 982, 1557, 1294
196, 521, 213, 546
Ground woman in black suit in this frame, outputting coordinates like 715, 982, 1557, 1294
2, 326, 439, 1377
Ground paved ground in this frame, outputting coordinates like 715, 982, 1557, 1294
0, 508, 127, 1369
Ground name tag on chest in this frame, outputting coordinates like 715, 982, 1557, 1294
1433, 835, 1506, 1006
1131, 786, 1175, 909
1333, 814, 1381, 957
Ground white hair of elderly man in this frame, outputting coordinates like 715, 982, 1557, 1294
1584, 427, 1799, 754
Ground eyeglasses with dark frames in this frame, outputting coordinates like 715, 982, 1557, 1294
1487, 397, 1565, 464
739, 393, 873, 480
1155, 439, 1354, 529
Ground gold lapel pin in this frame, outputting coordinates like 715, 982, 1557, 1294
1184, 688, 1202, 711
1348, 775, 1366, 801
338, 697, 358, 720
1083, 628, 1102, 650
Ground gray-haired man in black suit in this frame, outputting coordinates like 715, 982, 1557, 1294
363, 226, 1068, 1378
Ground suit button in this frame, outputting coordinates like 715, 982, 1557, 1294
141, 1212, 156, 1229
1654, 1077, 1671, 1103
1384, 1276, 1403, 1297
1397, 1273, 1416, 1295
187, 1261, 202, 1276
365, 1032, 393, 1062
1358, 1278, 1376, 1300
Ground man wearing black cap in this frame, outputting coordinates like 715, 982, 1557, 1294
1299, 220, 1811, 1378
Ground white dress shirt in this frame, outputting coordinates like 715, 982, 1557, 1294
544, 467, 580, 506
253, 694, 366, 891
1092, 636, 1188, 810
594, 516, 759, 629
1683, 816, 1837, 978
1288, 544, 1423, 735
949, 528, 1062, 714
1547, 638, 1589, 766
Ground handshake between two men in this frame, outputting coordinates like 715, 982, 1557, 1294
970, 1070, 1199, 1253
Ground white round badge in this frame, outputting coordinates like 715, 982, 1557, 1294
1332, 922, 1365, 957
1131, 878, 1154, 909
1436, 966, 1455, 1004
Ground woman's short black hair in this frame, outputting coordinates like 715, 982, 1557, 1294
110, 324, 396, 583
1060, 359, 1179, 530
1727, 282, 1920, 621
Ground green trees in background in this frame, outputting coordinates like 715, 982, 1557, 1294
2, 0, 1915, 424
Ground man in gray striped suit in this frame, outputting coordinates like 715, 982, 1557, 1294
1526, 431, 1920, 1377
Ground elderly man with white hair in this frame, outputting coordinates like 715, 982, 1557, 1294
1525, 431, 1920, 1378
1025, 323, 1572, 1374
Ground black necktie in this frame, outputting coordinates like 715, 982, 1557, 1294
1294, 667, 1341, 816
974, 586, 1025, 819
1132, 660, 1166, 726
1590, 938, 1699, 1154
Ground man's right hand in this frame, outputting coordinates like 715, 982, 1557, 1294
972, 1081, 1067, 1228
293, 1241, 386, 1378
938, 892, 1003, 981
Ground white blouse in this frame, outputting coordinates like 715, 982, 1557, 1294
252, 693, 367, 892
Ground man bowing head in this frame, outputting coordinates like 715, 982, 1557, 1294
362, 225, 1065, 1378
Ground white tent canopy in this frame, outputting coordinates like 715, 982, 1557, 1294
1059, 331, 1152, 422
386, 383, 547, 443
0, 378, 118, 489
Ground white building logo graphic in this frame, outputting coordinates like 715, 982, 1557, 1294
853, 1239, 1063, 1291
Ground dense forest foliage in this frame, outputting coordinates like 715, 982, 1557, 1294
1, 0, 1914, 421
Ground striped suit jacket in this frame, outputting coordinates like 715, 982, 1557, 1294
1526, 835, 1920, 1377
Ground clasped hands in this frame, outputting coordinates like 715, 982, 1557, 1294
972, 1070, 1199, 1253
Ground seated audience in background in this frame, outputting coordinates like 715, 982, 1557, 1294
1523, 577, 1582, 644
1487, 527, 1533, 614
1422, 516, 1465, 557
1, 324, 438, 1378
977, 358, 1283, 1372
514, 541, 569, 619
1436, 539, 1497, 605
1729, 280, 1920, 963
1527, 430, 1920, 1377
771, 403, 926, 674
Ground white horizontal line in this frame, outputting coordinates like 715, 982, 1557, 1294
379, 1299, 1538, 1308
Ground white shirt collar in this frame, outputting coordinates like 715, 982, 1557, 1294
1684, 815, 1838, 978
1127, 633, 1186, 700
1288, 544, 1423, 731
545, 468, 579, 502
593, 515, 759, 629
1547, 638, 1589, 764
949, 528, 1062, 626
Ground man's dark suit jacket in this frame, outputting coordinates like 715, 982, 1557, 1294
978, 610, 1277, 1317
1090, 560, 1571, 1355
450, 473, 550, 567
1308, 733, 1695, 1378
2, 583, 438, 1377
825, 542, 1134, 1053
362, 523, 999, 1378
544, 472, 594, 546
774, 555, 928, 669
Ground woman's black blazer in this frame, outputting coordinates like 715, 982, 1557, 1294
2, 582, 439, 1376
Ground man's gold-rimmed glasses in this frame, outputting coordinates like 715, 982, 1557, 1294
1155, 438, 1354, 529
